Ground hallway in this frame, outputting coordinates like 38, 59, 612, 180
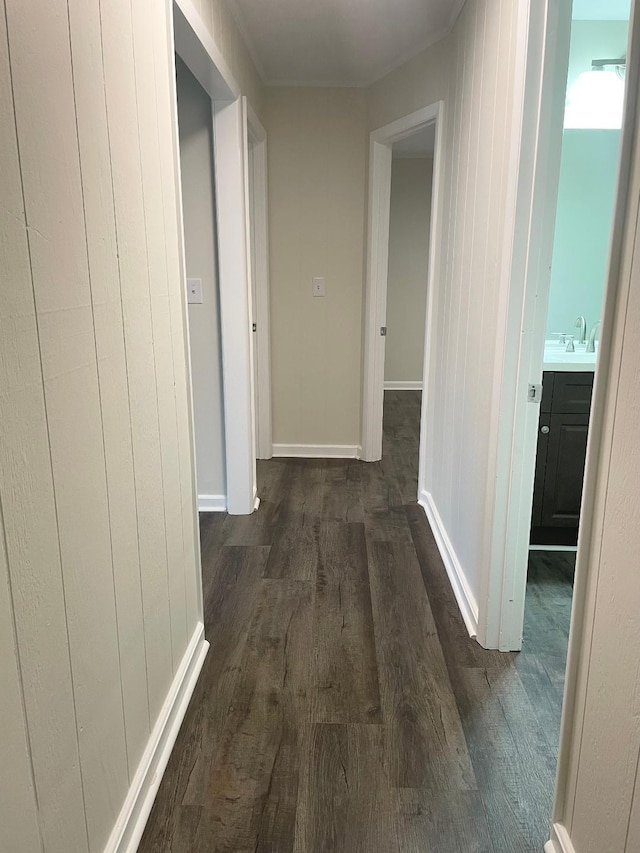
140, 392, 571, 852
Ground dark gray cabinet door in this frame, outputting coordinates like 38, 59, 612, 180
531, 414, 550, 527
540, 413, 590, 527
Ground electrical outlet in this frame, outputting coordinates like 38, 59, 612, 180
187, 278, 203, 304
312, 276, 325, 297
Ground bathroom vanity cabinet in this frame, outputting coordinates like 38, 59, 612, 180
531, 371, 594, 545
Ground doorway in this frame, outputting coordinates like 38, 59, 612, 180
491, 0, 631, 653
361, 102, 444, 489
172, 2, 271, 514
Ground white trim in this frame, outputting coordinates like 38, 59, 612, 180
361, 102, 443, 463
418, 491, 479, 638
529, 544, 577, 553
104, 623, 209, 853
545, 824, 576, 853
383, 380, 423, 391
272, 444, 361, 459
212, 98, 257, 515
246, 103, 273, 460
174, 5, 256, 517
198, 494, 226, 512
479, 0, 573, 651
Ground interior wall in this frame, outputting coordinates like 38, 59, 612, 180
546, 129, 620, 337
385, 157, 433, 384
176, 57, 226, 503
266, 87, 368, 450
368, 0, 521, 613
0, 0, 202, 849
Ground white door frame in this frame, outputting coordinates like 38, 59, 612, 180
173, 0, 257, 514
475, 0, 575, 650
361, 102, 444, 466
246, 103, 273, 461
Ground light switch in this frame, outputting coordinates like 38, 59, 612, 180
187, 278, 203, 304
312, 276, 325, 297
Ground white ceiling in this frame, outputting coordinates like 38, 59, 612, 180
227, 0, 466, 86
572, 0, 630, 20
393, 124, 436, 158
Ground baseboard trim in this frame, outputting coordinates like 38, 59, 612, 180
544, 823, 575, 853
530, 544, 578, 553
384, 380, 423, 390
418, 490, 479, 637
105, 623, 209, 853
198, 494, 226, 512
272, 444, 361, 459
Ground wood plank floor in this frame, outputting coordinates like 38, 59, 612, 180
140, 391, 574, 852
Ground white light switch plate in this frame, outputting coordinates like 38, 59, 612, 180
187, 278, 203, 304
312, 276, 325, 297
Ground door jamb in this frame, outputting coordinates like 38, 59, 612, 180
173, 0, 256, 514
245, 103, 273, 461
477, 0, 574, 650
361, 102, 444, 467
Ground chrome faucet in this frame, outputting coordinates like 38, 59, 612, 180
586, 321, 600, 353
575, 315, 587, 345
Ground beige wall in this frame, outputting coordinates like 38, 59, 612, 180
385, 157, 433, 384
176, 58, 226, 501
0, 0, 201, 849
266, 87, 368, 449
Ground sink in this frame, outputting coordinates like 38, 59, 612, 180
543, 341, 597, 372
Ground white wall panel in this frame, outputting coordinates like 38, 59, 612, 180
6, 0, 128, 845
0, 510, 42, 852
0, 3, 88, 846
100, 0, 175, 723
132, 0, 189, 672
66, 0, 150, 781
0, 0, 204, 848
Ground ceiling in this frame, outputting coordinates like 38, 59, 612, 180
227, 0, 466, 87
572, 0, 630, 20
393, 124, 436, 158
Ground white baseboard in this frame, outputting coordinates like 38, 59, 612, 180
272, 444, 361, 459
529, 544, 577, 553
545, 824, 575, 853
418, 490, 479, 637
384, 380, 423, 391
105, 623, 209, 853
198, 494, 226, 512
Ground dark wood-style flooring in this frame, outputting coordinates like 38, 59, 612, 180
140, 391, 574, 852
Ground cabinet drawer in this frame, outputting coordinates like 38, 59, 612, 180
551, 372, 593, 415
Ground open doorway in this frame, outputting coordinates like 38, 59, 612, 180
172, 3, 270, 515
175, 57, 227, 513
361, 102, 443, 486
380, 128, 435, 499
494, 1, 632, 655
